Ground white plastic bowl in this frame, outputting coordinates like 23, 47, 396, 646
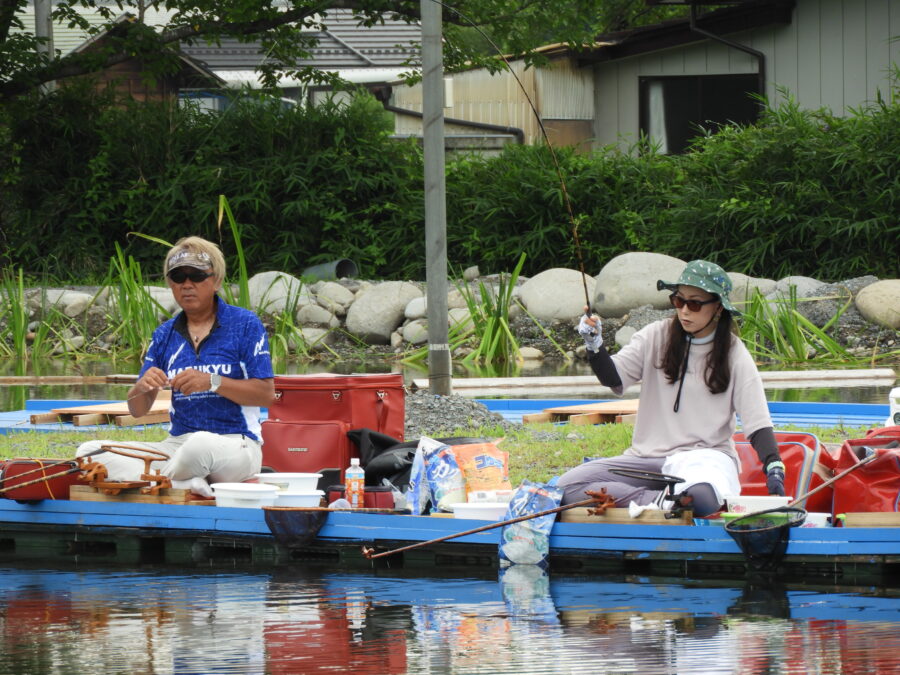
724, 495, 792, 514
255, 472, 322, 492
451, 502, 510, 521
274, 490, 325, 507
211, 482, 279, 508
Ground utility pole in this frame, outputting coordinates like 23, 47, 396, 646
34, 0, 55, 92
421, 0, 452, 396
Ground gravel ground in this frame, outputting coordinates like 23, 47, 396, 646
403, 389, 522, 439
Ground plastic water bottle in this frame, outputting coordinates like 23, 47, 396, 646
345, 458, 365, 509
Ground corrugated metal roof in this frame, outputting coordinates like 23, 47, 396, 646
16, 3, 419, 72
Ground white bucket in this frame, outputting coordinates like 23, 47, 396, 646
888, 387, 900, 427
211, 482, 279, 508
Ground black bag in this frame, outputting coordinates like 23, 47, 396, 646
347, 428, 489, 489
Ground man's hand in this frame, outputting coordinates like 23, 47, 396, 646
170, 368, 213, 396
135, 367, 169, 394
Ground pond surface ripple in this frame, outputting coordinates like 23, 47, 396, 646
2, 564, 900, 674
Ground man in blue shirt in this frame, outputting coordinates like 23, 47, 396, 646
77, 237, 274, 493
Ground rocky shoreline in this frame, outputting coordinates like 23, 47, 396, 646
18, 252, 900, 363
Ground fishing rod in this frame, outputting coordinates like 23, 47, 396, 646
430, 0, 594, 311
361, 490, 614, 560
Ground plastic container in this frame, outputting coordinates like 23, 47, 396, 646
450, 502, 510, 520
255, 473, 322, 492
889, 387, 900, 427
345, 458, 365, 509
363, 486, 394, 509
799, 512, 831, 528
211, 483, 279, 508
724, 495, 792, 514
274, 490, 325, 507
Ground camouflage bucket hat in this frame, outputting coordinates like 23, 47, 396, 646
657, 260, 739, 315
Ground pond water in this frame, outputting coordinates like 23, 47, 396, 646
1, 563, 900, 674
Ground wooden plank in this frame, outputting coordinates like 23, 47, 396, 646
616, 414, 637, 425
559, 507, 693, 526
72, 413, 111, 426
541, 399, 640, 416
115, 412, 170, 427
843, 513, 900, 528
521, 412, 552, 424
70, 485, 213, 506
29, 412, 64, 424
568, 412, 605, 426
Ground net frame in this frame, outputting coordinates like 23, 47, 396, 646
724, 506, 807, 570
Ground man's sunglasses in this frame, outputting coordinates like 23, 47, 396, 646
168, 268, 212, 284
669, 293, 718, 312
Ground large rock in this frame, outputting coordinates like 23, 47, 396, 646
345, 281, 422, 344
519, 268, 597, 321
766, 275, 822, 301
296, 304, 339, 328
593, 252, 685, 317
728, 273, 776, 310
248, 271, 314, 315
855, 279, 900, 329
313, 281, 355, 316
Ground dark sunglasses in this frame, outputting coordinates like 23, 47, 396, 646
168, 268, 212, 284
669, 293, 718, 312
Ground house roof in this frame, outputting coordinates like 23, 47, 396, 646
17, 3, 419, 86
182, 11, 420, 71
577, 0, 795, 64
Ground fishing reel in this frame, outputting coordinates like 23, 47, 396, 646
608, 468, 692, 519
88, 444, 172, 495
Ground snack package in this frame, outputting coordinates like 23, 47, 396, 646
498, 480, 563, 568
420, 436, 467, 512
453, 442, 513, 498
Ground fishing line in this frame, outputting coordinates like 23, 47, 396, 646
425, 0, 594, 311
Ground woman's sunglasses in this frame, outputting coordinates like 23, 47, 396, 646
168, 268, 212, 284
669, 293, 718, 312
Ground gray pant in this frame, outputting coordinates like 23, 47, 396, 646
557, 454, 722, 516
558, 455, 666, 507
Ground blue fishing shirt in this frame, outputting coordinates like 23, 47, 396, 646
139, 296, 274, 441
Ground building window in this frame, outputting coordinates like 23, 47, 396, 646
639, 74, 760, 154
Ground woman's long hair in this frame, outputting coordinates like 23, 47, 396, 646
659, 306, 734, 395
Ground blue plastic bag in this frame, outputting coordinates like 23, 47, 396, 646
498, 479, 563, 568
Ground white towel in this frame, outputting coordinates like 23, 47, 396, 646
661, 449, 740, 504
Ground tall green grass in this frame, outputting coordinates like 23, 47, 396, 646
455, 253, 526, 365
738, 287, 853, 364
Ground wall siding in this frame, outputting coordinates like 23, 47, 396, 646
593, 0, 900, 150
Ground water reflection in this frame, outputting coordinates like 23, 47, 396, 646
2, 564, 900, 674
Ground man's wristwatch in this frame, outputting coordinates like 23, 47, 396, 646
209, 373, 222, 393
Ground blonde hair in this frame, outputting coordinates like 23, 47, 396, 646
164, 236, 226, 285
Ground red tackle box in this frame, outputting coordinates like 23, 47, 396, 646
261, 420, 353, 490
0, 459, 86, 501
267, 373, 405, 439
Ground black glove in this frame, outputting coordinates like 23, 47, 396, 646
764, 459, 786, 497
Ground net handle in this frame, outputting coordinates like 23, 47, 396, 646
787, 451, 878, 508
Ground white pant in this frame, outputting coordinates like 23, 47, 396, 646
76, 432, 262, 484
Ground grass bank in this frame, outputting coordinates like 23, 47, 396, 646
0, 421, 869, 486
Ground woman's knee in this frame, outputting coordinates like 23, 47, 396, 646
679, 483, 722, 517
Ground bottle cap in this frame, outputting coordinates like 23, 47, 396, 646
350, 458, 360, 466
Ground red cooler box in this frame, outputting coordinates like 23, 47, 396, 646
0, 459, 85, 501
267, 374, 405, 439
261, 420, 353, 488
